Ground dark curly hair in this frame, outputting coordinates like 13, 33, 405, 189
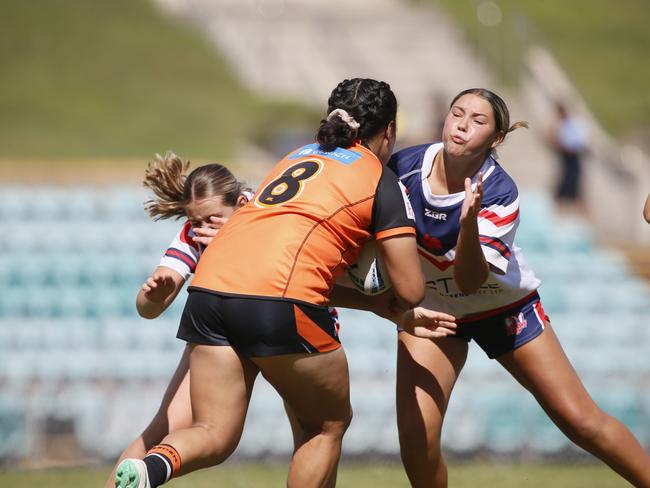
316, 78, 397, 151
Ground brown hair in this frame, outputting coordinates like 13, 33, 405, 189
450, 88, 528, 139
143, 151, 249, 220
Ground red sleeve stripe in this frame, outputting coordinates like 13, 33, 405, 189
479, 208, 519, 227
179, 221, 200, 250
164, 248, 197, 270
479, 235, 511, 259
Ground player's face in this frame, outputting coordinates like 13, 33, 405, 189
185, 195, 242, 229
442, 94, 503, 160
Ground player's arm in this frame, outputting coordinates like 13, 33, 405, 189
369, 168, 426, 314
136, 266, 186, 319
331, 285, 455, 338
139, 222, 201, 319
331, 284, 393, 315
376, 234, 425, 314
455, 174, 489, 294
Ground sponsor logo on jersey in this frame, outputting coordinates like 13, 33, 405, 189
424, 208, 447, 220
505, 312, 527, 336
289, 143, 362, 165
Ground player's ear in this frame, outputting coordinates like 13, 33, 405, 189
490, 130, 505, 148
385, 120, 396, 142
236, 194, 247, 207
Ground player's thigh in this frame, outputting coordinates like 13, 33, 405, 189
189, 344, 259, 437
156, 344, 192, 431
497, 322, 596, 417
252, 348, 351, 432
397, 333, 468, 432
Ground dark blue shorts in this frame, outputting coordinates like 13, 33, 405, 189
456, 292, 549, 359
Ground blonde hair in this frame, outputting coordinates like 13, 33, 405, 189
143, 151, 249, 220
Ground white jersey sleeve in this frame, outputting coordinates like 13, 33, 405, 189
158, 221, 201, 280
478, 192, 520, 274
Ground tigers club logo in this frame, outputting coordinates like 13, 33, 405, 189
505, 313, 527, 336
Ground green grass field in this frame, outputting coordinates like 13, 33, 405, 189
0, 0, 315, 161
427, 0, 650, 138
0, 461, 627, 487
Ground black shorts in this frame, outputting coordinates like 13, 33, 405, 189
176, 288, 341, 358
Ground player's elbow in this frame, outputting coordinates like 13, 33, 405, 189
137, 306, 162, 320
456, 281, 480, 296
455, 270, 488, 295
393, 275, 425, 309
403, 290, 425, 310
136, 296, 164, 319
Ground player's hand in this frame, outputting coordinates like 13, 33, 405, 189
142, 269, 177, 303
400, 307, 457, 339
460, 172, 483, 227
192, 216, 228, 246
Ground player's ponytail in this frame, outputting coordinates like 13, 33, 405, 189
143, 151, 188, 220
316, 78, 397, 151
506, 120, 529, 133
317, 109, 360, 150
143, 152, 250, 220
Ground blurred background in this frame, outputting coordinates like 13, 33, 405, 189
1, 0, 649, 486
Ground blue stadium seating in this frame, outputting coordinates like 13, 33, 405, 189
0, 186, 649, 460
0, 396, 28, 458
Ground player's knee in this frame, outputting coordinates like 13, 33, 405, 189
399, 424, 442, 461
194, 423, 240, 464
323, 408, 353, 439
398, 411, 441, 450
140, 412, 172, 449
558, 406, 607, 444
301, 408, 353, 443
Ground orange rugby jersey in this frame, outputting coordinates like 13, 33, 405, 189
191, 142, 416, 305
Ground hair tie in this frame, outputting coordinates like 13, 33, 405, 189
327, 109, 360, 131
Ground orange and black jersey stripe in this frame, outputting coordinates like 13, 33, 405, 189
191, 142, 416, 306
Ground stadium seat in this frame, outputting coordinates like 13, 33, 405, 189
2, 183, 649, 460
480, 390, 530, 453
525, 407, 570, 453
443, 394, 485, 451
1, 352, 39, 384
104, 187, 151, 221
0, 396, 28, 458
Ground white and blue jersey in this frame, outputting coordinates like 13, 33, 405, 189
389, 142, 541, 320
159, 220, 202, 281
158, 190, 256, 280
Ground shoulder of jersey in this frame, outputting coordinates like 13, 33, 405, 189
179, 220, 200, 251
388, 143, 433, 177
284, 142, 372, 167
482, 160, 519, 206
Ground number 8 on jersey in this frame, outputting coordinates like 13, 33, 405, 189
256, 160, 322, 207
